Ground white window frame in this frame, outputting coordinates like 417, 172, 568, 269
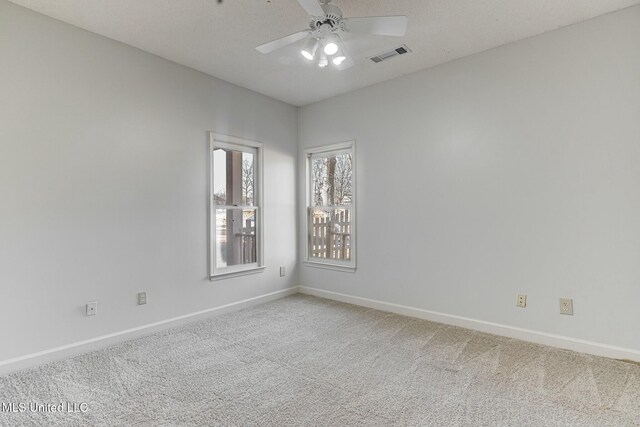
209, 132, 265, 280
304, 141, 356, 272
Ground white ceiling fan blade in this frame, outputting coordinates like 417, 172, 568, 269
256, 31, 309, 54
296, 0, 325, 17
344, 16, 408, 37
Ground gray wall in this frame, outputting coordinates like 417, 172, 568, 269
2, 0, 639, 364
0, 0, 297, 362
299, 6, 640, 350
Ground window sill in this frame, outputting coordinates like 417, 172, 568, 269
303, 261, 356, 273
210, 266, 266, 281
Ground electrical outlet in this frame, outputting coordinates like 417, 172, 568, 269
86, 301, 97, 316
280, 266, 285, 277
560, 298, 573, 315
516, 294, 527, 308
138, 292, 147, 305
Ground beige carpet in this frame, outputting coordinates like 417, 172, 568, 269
0, 294, 638, 426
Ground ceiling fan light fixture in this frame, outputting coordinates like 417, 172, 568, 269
255, 0, 408, 73
324, 42, 338, 56
332, 55, 346, 65
318, 52, 329, 68
301, 38, 319, 61
322, 32, 340, 56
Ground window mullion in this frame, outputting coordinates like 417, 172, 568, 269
213, 205, 258, 209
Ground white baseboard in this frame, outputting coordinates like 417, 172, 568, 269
299, 286, 640, 363
4, 285, 637, 376
0, 287, 298, 376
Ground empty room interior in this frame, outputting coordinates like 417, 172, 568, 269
1, 0, 640, 425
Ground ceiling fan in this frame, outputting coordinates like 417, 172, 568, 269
256, 0, 407, 70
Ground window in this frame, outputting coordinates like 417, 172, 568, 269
210, 133, 264, 279
305, 141, 356, 271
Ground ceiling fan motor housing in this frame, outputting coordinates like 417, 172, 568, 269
309, 4, 343, 33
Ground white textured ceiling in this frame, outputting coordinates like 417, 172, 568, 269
9, 0, 640, 106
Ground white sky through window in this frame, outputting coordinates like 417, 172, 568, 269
213, 149, 226, 199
